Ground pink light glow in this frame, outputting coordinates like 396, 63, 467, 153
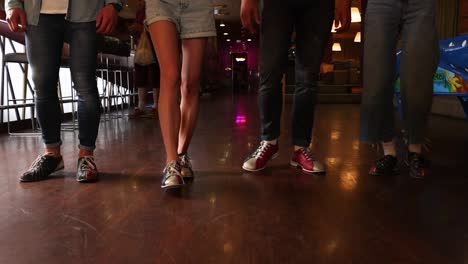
235, 115, 247, 125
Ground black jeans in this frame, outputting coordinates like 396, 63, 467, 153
26, 14, 101, 150
258, 0, 334, 147
360, 0, 439, 144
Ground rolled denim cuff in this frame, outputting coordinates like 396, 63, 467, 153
78, 144, 95, 151
292, 139, 310, 148
44, 141, 62, 149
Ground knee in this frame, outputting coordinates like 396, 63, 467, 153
32, 71, 57, 98
180, 78, 199, 99
160, 69, 180, 88
73, 82, 99, 105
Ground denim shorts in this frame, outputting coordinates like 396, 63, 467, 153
146, 0, 217, 39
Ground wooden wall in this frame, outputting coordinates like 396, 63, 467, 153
459, 0, 468, 34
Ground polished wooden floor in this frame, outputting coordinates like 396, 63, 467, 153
1, 94, 468, 264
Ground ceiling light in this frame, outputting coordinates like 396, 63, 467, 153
332, 42, 342, 51
247, 38, 252, 42
235, 58, 246, 62
354, 32, 361, 42
220, 23, 225, 27
226, 39, 231, 42
223, 32, 228, 35
351, 7, 361, 23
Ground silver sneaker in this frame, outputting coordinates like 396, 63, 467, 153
179, 153, 194, 179
161, 161, 184, 190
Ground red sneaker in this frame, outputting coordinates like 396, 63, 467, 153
290, 148, 325, 173
242, 141, 279, 171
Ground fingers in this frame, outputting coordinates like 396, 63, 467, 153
7, 11, 26, 32
240, 11, 251, 32
96, 13, 104, 32
7, 17, 17, 32
241, 9, 258, 34
97, 16, 110, 34
254, 7, 260, 25
19, 12, 27, 31
96, 5, 118, 35
104, 20, 115, 35
97, 17, 117, 35
97, 20, 109, 34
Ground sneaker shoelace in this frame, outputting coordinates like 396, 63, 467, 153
250, 141, 271, 159
180, 155, 192, 168
300, 148, 315, 161
30, 155, 47, 171
164, 161, 181, 178
78, 156, 96, 172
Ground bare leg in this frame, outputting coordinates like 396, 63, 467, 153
137, 87, 148, 110
148, 21, 181, 163
177, 38, 206, 155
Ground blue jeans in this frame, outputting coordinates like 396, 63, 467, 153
360, 0, 439, 144
258, 0, 334, 147
25, 14, 101, 150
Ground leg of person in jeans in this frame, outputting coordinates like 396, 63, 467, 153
242, 0, 293, 172
399, 0, 439, 178
21, 15, 66, 182
360, 0, 401, 176
68, 21, 101, 182
289, 1, 334, 173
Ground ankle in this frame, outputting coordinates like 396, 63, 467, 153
79, 149, 94, 158
166, 156, 180, 164
294, 145, 306, 151
45, 148, 61, 157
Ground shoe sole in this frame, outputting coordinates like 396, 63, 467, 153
242, 152, 279, 172
369, 171, 394, 176
77, 176, 99, 183
289, 161, 325, 174
369, 168, 399, 176
181, 168, 194, 180
161, 183, 185, 190
20, 161, 65, 182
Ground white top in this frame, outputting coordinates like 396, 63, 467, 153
40, 0, 69, 14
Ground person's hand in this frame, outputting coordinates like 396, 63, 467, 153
96, 4, 119, 35
240, 0, 260, 34
335, 0, 351, 33
6, 8, 27, 32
